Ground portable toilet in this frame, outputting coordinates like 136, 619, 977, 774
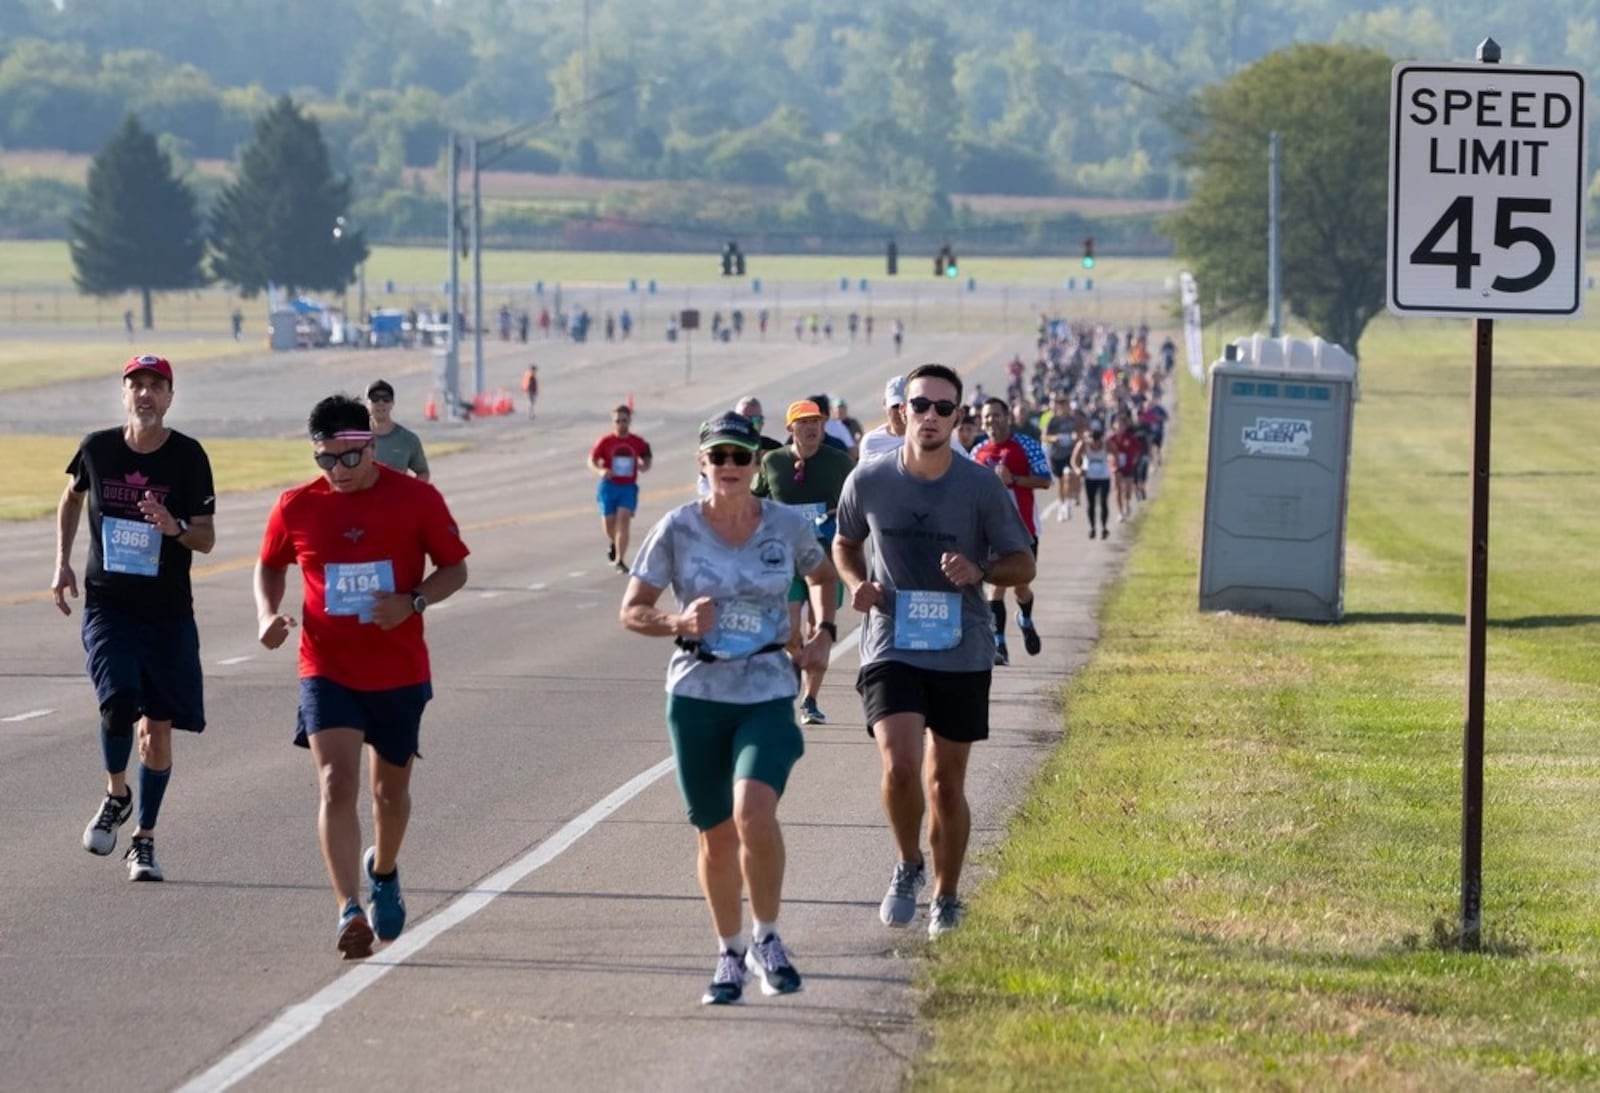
1198, 334, 1358, 622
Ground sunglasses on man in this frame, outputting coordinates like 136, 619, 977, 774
314, 447, 368, 470
907, 396, 959, 418
705, 448, 755, 466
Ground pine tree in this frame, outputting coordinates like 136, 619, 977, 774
69, 115, 207, 331
210, 95, 367, 298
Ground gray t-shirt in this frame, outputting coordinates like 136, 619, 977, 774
374, 423, 429, 477
633, 500, 826, 702
836, 451, 1032, 672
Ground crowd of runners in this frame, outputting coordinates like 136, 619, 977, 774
48, 318, 1170, 1005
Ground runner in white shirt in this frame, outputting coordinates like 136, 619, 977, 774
858, 376, 908, 462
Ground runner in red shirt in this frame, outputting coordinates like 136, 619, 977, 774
970, 398, 1051, 665
590, 403, 653, 572
1109, 413, 1146, 523
254, 394, 470, 960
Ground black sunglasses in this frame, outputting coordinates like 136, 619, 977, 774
368, 394, 393, 403
705, 448, 755, 466
314, 448, 367, 470
907, 397, 959, 418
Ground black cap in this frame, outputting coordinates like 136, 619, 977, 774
698, 412, 762, 451
366, 379, 395, 400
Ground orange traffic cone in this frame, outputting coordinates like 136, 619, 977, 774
424, 391, 438, 421
494, 388, 513, 415
473, 391, 491, 417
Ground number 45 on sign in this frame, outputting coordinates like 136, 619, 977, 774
1387, 62, 1586, 318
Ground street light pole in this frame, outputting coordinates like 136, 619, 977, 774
1268, 130, 1282, 337
471, 137, 485, 400
446, 136, 461, 412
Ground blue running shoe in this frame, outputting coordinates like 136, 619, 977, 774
337, 899, 374, 960
364, 847, 407, 942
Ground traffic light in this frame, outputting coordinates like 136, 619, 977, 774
1081, 235, 1095, 270
934, 243, 958, 278
733, 247, 746, 276
945, 246, 959, 278
886, 240, 898, 276
720, 241, 736, 277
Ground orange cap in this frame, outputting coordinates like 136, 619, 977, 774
785, 400, 825, 427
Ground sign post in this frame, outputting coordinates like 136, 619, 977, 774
1387, 40, 1586, 949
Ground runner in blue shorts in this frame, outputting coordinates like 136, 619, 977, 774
622, 411, 838, 1006
52, 354, 217, 883
590, 403, 652, 572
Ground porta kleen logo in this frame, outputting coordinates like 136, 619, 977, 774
1241, 417, 1312, 458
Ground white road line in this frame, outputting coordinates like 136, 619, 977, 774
574, 601, 598, 610
527, 582, 548, 591
175, 621, 864, 1093
217, 655, 254, 666
478, 591, 502, 599
1, 708, 53, 723
566, 570, 587, 578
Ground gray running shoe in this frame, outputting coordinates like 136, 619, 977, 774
124, 835, 163, 882
83, 791, 133, 856
701, 949, 749, 1005
799, 697, 826, 725
928, 895, 965, 938
879, 860, 926, 927
745, 934, 802, 996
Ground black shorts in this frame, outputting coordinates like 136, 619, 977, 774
856, 660, 991, 744
295, 676, 432, 768
1049, 454, 1072, 477
82, 601, 205, 732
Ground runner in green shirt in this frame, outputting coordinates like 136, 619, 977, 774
753, 400, 854, 725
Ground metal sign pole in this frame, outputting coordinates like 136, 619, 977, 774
1461, 315, 1492, 950
1460, 37, 1500, 952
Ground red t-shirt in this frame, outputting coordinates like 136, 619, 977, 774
590, 433, 652, 485
1111, 431, 1145, 474
259, 467, 470, 690
971, 436, 1039, 538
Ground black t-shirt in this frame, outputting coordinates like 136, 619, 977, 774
67, 428, 216, 615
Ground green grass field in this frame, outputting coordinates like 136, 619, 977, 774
913, 318, 1600, 1088
0, 435, 467, 520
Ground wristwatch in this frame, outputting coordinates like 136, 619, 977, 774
817, 620, 838, 640
411, 592, 428, 615
167, 518, 189, 538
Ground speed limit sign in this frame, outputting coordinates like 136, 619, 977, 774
1388, 63, 1586, 317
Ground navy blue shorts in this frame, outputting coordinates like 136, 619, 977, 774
295, 677, 432, 768
82, 601, 205, 732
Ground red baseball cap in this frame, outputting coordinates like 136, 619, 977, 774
122, 354, 173, 383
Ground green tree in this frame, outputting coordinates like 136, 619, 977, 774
210, 95, 367, 297
68, 114, 207, 330
1168, 44, 1392, 357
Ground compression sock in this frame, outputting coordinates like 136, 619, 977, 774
100, 729, 134, 777
990, 600, 1007, 638
1017, 597, 1035, 625
136, 764, 171, 831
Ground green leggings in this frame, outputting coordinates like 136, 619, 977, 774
665, 694, 805, 831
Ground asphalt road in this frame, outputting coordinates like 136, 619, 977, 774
0, 323, 1141, 1092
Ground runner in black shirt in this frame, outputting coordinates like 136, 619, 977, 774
52, 355, 217, 883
